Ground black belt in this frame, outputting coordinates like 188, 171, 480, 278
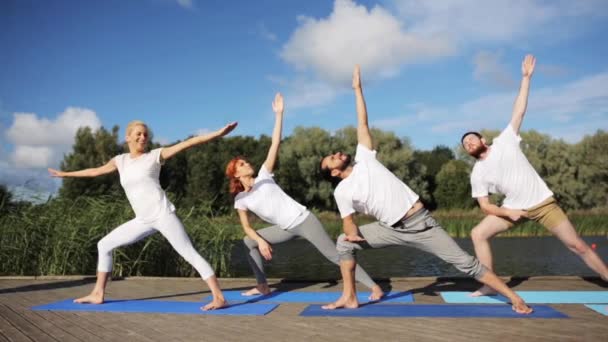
391, 207, 425, 228
390, 208, 432, 233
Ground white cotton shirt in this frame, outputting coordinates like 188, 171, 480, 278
333, 144, 420, 226
114, 148, 175, 224
234, 164, 308, 230
470, 124, 553, 209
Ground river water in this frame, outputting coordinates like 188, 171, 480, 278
229, 236, 608, 279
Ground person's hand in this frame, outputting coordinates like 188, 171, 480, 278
522, 54, 536, 78
352, 65, 362, 90
508, 209, 528, 222
344, 234, 365, 242
48, 168, 65, 178
217, 122, 238, 137
258, 240, 273, 260
272, 93, 284, 114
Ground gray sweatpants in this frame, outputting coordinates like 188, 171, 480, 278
337, 209, 487, 279
243, 212, 377, 289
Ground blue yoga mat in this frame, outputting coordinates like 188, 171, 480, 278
300, 304, 568, 318
585, 304, 608, 316
204, 291, 414, 303
440, 291, 608, 304
31, 299, 278, 316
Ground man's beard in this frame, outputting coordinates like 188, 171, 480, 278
338, 154, 352, 171
470, 145, 488, 159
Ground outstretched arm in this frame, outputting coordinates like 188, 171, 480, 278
477, 196, 528, 222
510, 55, 535, 135
263, 93, 284, 173
353, 65, 372, 149
238, 209, 273, 260
48, 159, 117, 178
160, 121, 238, 161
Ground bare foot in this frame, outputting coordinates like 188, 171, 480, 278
511, 300, 533, 315
241, 284, 271, 296
201, 298, 227, 311
74, 292, 104, 304
470, 285, 498, 297
321, 295, 359, 310
368, 286, 384, 301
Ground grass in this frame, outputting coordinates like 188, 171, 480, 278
1, 198, 606, 277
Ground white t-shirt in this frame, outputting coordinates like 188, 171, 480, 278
234, 164, 308, 230
114, 148, 175, 223
333, 144, 420, 226
470, 124, 553, 209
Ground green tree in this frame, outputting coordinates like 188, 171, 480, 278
276, 126, 336, 210
434, 160, 475, 209
575, 130, 608, 209
59, 126, 124, 198
277, 126, 429, 211
413, 145, 454, 209
181, 135, 269, 211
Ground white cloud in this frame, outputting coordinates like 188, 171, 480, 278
12, 146, 56, 169
278, 0, 608, 110
472, 50, 515, 89
257, 22, 277, 42
266, 74, 339, 110
438, 71, 608, 133
6, 107, 101, 146
266, 75, 288, 87
376, 70, 608, 142
392, 0, 607, 45
537, 64, 570, 78
175, 0, 194, 9
0, 160, 60, 202
285, 78, 343, 110
281, 0, 453, 86
543, 117, 608, 143
4, 107, 101, 168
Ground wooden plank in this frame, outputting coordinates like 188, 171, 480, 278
14, 309, 82, 342
0, 314, 32, 342
0, 306, 56, 342
72, 312, 159, 342
0, 277, 607, 342
10, 293, 107, 342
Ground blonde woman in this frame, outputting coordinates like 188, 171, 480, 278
49, 120, 237, 310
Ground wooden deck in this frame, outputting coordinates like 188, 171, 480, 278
0, 276, 606, 341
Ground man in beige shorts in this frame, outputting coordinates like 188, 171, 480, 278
461, 55, 608, 296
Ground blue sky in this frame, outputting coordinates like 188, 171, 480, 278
1, 0, 607, 199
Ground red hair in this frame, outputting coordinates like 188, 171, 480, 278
225, 157, 246, 197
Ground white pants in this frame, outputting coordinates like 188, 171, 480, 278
97, 212, 215, 280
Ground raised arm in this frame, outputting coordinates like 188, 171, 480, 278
262, 93, 284, 173
353, 65, 372, 149
48, 159, 117, 178
476, 196, 528, 222
510, 55, 535, 135
237, 209, 273, 260
160, 121, 238, 161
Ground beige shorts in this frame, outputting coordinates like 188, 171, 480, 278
500, 197, 568, 229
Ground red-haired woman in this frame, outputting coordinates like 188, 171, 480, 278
225, 93, 382, 298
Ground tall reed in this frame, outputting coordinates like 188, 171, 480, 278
1, 198, 605, 277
